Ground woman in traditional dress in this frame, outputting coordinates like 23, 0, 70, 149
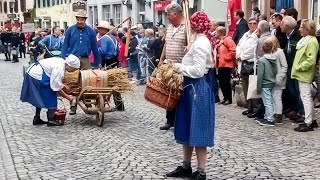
20, 54, 80, 126
166, 12, 215, 180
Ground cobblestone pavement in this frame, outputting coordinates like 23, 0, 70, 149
1, 56, 320, 180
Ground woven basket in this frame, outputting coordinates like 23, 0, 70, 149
144, 77, 181, 110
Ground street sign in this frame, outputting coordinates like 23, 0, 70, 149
22, 23, 35, 33
7, 14, 16, 19
72, 1, 86, 12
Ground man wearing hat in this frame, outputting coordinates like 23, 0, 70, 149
61, 9, 101, 69
96, 20, 124, 111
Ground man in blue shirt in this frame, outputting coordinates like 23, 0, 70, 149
96, 21, 124, 111
39, 26, 63, 58
61, 9, 101, 69
96, 21, 119, 68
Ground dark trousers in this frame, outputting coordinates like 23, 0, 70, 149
241, 73, 263, 113
19, 45, 26, 58
285, 74, 304, 115
4, 45, 10, 61
102, 56, 119, 69
35, 107, 55, 121
212, 68, 219, 99
102, 56, 124, 111
166, 109, 176, 126
218, 67, 232, 101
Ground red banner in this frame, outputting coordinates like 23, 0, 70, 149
227, 0, 242, 37
154, 0, 171, 11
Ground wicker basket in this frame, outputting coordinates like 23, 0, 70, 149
144, 77, 181, 110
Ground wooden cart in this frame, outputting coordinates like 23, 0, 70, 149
73, 86, 119, 127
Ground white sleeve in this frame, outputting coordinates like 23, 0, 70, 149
50, 68, 64, 91
176, 42, 208, 78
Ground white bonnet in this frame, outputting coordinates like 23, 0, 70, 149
65, 54, 80, 69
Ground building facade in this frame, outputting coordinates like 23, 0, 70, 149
0, 0, 28, 29
86, 0, 228, 28
34, 0, 77, 29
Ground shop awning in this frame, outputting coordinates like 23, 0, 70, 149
154, 0, 171, 11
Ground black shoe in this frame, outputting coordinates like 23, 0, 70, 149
274, 114, 283, 124
218, 100, 227, 105
189, 171, 206, 180
11, 61, 18, 63
223, 100, 232, 105
255, 118, 265, 124
160, 124, 173, 130
258, 119, 275, 127
294, 123, 314, 132
293, 116, 305, 123
4, 59, 10, 61
47, 120, 63, 127
311, 120, 319, 128
18, 56, 22, 58
166, 166, 192, 178
32, 116, 47, 125
247, 112, 258, 118
242, 110, 251, 115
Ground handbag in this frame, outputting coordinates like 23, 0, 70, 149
247, 62, 262, 100
241, 60, 254, 75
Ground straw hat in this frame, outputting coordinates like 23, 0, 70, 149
96, 21, 114, 30
75, 9, 88, 18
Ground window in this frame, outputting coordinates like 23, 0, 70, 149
139, 2, 145, 12
37, 0, 40, 8
0, 2, 2, 13
57, 0, 59, 5
3, 1, 7, 13
114, 4, 122, 25
9, 2, 14, 13
14, 1, 18, 13
20, 0, 26, 12
47, 0, 50, 7
102, 5, 111, 21
52, 0, 55, 6
42, 0, 46, 7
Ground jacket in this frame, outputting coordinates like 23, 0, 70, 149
257, 54, 278, 94
232, 18, 249, 45
257, 33, 271, 59
274, 48, 288, 89
284, 27, 301, 69
217, 36, 236, 68
10, 33, 20, 47
291, 36, 319, 83
275, 27, 287, 49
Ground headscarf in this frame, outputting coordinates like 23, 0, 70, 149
65, 54, 80, 69
190, 11, 216, 49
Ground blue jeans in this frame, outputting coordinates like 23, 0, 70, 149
128, 56, 141, 80
262, 88, 274, 122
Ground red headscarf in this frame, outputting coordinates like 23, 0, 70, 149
190, 11, 216, 49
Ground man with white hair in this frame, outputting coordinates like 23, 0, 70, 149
159, 2, 187, 131
280, 16, 303, 121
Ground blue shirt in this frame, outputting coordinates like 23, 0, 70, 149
61, 25, 101, 67
39, 34, 63, 51
98, 35, 119, 59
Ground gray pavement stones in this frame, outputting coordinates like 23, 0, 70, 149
0, 56, 320, 179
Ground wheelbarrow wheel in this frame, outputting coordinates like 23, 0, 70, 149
96, 94, 105, 127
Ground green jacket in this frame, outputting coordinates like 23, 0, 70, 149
291, 36, 319, 83
257, 54, 278, 95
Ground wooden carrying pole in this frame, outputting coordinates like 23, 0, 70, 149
107, 17, 131, 35
124, 17, 132, 57
182, 0, 191, 45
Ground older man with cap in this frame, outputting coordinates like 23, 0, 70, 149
61, 9, 101, 69
96, 20, 125, 111
20, 54, 80, 126
159, 3, 188, 130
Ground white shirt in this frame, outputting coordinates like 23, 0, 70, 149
176, 35, 213, 78
27, 57, 66, 91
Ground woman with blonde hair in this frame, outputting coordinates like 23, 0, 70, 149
267, 36, 288, 124
292, 19, 319, 132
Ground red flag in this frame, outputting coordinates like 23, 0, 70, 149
227, 0, 242, 37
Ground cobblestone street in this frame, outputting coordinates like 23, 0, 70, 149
1, 56, 320, 180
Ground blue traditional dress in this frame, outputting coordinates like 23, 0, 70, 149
174, 35, 215, 147
20, 58, 65, 109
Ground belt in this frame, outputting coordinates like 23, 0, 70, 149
79, 56, 88, 58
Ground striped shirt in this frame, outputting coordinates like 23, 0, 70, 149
165, 22, 188, 63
